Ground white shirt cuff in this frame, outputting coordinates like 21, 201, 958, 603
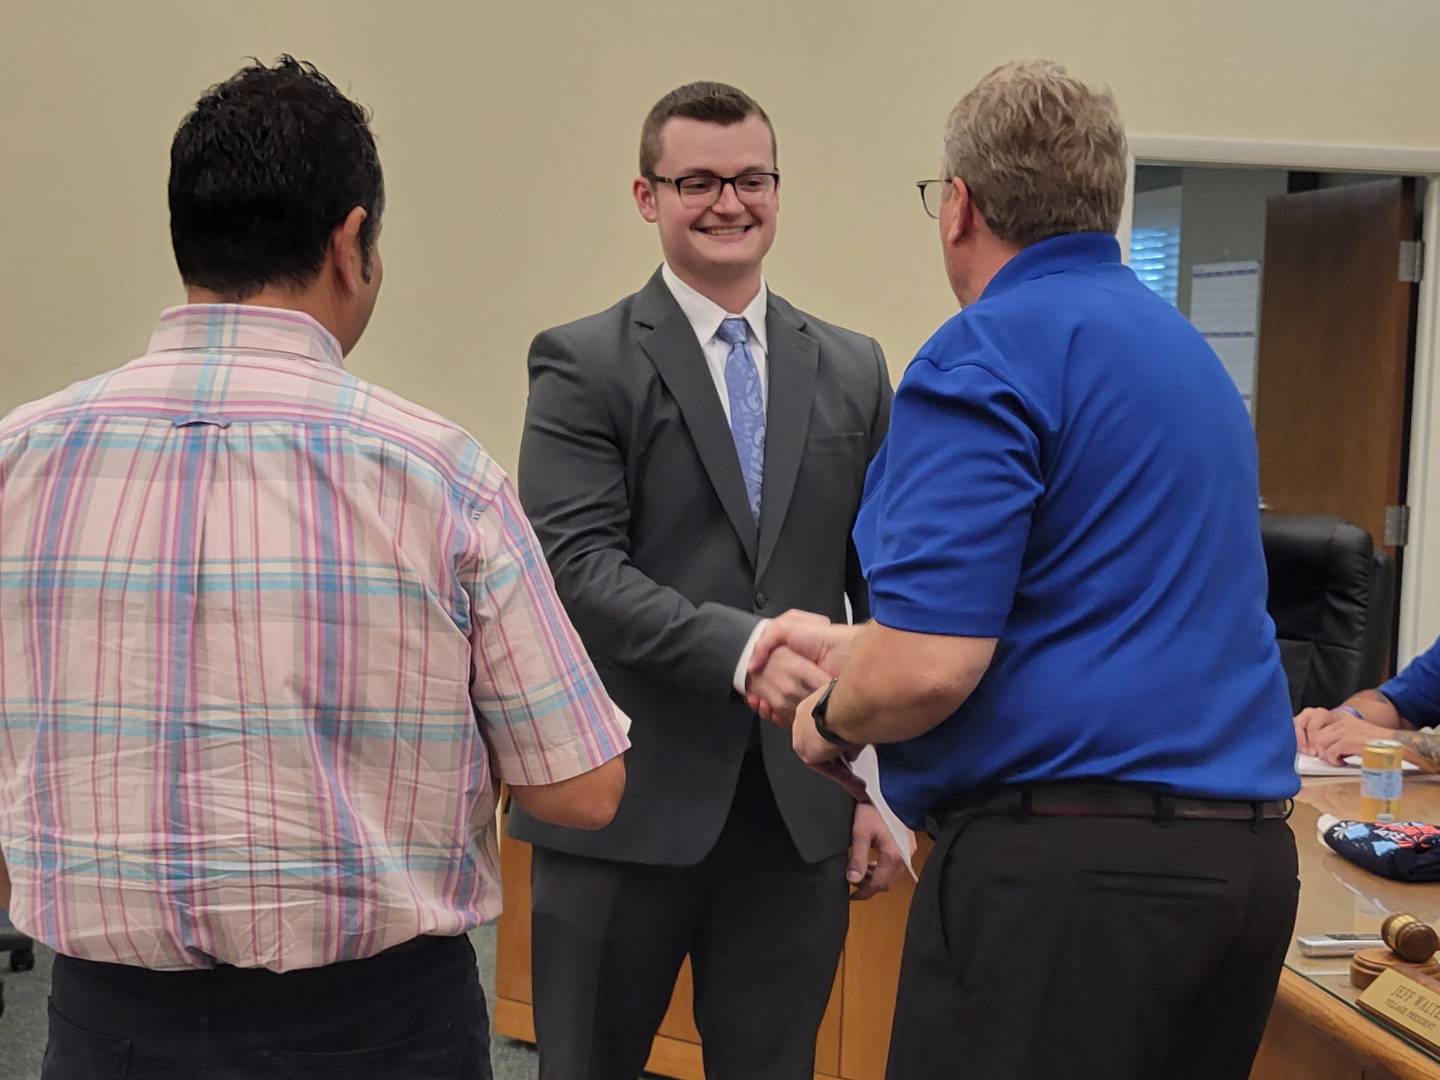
733, 619, 771, 696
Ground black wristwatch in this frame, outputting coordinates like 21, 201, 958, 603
811, 678, 854, 747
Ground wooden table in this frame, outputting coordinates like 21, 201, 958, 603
495, 779, 1440, 1079
1250, 776, 1440, 1080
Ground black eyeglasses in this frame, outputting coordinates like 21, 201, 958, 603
916, 179, 947, 219
648, 171, 781, 207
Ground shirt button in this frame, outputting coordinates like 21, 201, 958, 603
754, 591, 768, 609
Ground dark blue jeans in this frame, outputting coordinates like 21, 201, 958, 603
43, 933, 492, 1079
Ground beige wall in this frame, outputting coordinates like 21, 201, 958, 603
4, 0, 1440, 472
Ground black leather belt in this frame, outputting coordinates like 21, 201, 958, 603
925, 782, 1293, 836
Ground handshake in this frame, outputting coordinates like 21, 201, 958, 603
744, 611, 911, 890
743, 609, 862, 725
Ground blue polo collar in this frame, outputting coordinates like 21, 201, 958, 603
981, 232, 1122, 301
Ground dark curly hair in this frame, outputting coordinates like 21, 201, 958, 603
168, 55, 385, 299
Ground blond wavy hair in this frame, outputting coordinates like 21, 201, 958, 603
943, 60, 1128, 247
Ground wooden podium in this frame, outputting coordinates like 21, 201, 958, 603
494, 819, 929, 1079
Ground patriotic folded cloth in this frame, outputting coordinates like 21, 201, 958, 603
1318, 814, 1440, 882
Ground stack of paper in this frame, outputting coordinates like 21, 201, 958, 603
1296, 752, 1420, 777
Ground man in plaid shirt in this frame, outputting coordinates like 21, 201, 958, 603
0, 56, 629, 1079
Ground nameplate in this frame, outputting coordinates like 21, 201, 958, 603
1357, 967, 1440, 1053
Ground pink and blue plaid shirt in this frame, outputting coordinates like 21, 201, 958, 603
0, 305, 629, 972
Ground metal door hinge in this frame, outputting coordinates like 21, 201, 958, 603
1385, 504, 1411, 547
1399, 241, 1425, 284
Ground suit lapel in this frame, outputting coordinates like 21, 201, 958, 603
634, 271, 759, 566
756, 295, 818, 579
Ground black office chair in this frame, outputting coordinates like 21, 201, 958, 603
0, 908, 34, 1022
0, 910, 32, 972
1260, 512, 1395, 712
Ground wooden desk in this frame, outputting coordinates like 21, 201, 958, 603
1250, 776, 1440, 1080
495, 781, 1440, 1079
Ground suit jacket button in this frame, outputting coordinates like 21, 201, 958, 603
754, 591, 768, 609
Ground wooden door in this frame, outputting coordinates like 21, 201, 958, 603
1253, 178, 1419, 551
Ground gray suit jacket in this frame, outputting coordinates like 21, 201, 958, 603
509, 270, 892, 865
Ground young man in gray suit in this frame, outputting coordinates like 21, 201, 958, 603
512, 82, 900, 1079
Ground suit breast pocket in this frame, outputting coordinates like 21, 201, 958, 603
805, 430, 867, 455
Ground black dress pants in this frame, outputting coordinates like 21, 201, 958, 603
886, 811, 1299, 1080
44, 933, 492, 1079
530, 748, 850, 1080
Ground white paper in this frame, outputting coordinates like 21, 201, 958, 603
1189, 260, 1261, 411
1296, 752, 1419, 776
851, 746, 917, 880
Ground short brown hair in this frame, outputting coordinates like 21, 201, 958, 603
639, 81, 776, 177
943, 60, 1127, 247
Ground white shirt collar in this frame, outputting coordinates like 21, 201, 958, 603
661, 263, 769, 353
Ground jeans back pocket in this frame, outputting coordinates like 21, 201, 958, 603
266, 1021, 458, 1079
42, 998, 132, 1079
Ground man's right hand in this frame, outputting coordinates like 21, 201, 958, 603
745, 611, 834, 725
746, 615, 864, 724
1295, 706, 1401, 766
746, 646, 831, 725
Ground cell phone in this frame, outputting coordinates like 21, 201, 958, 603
1297, 932, 1384, 957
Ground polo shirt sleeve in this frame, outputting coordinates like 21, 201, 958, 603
1380, 635, 1440, 728
863, 356, 1042, 637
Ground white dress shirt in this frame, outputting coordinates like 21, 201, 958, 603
660, 264, 772, 695
661, 263, 769, 421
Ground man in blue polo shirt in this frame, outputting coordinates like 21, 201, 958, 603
1297, 636, 1440, 769
749, 60, 1299, 1079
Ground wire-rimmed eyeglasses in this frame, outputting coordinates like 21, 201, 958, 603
916, 179, 949, 219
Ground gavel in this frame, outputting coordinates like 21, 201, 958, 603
1350, 914, 1440, 989
1382, 913, 1440, 963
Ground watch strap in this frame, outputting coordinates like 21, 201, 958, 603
812, 678, 853, 747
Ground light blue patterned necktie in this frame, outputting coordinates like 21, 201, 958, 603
716, 316, 765, 522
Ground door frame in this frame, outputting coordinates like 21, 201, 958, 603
1121, 136, 1440, 666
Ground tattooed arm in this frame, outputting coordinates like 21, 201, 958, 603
1391, 728, 1440, 772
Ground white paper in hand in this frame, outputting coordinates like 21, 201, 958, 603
850, 746, 917, 879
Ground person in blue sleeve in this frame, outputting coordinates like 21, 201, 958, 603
750, 59, 1300, 1080
1297, 637, 1440, 769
